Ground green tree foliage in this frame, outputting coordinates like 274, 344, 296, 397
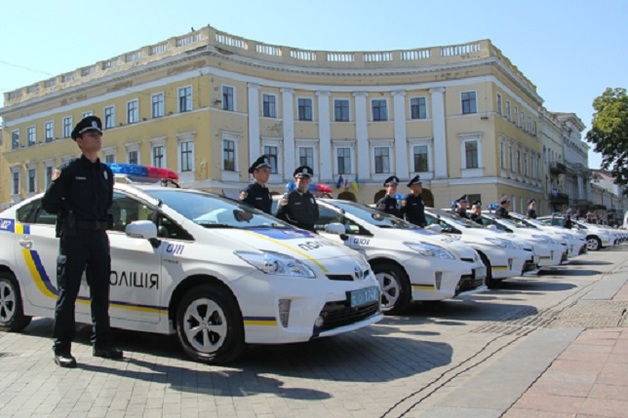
586, 88, 628, 189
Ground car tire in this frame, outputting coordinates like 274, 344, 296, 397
0, 271, 32, 332
478, 252, 500, 289
372, 263, 411, 315
586, 236, 601, 251
175, 284, 245, 364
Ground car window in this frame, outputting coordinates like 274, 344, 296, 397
16, 200, 39, 223
425, 213, 459, 233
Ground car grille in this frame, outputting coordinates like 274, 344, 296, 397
326, 269, 371, 281
455, 275, 484, 294
312, 300, 380, 336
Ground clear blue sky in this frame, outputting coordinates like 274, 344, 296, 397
1, 0, 626, 169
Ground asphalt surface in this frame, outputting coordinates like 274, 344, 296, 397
1, 244, 627, 417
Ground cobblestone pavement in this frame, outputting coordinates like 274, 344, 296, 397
1, 245, 626, 417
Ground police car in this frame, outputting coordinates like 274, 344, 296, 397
512, 214, 588, 255
0, 164, 382, 364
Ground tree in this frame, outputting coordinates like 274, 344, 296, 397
586, 88, 628, 189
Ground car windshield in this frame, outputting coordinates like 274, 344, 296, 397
325, 200, 417, 229
428, 208, 483, 228
491, 215, 530, 229
145, 189, 292, 229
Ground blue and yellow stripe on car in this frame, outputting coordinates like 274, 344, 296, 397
243, 316, 278, 326
412, 284, 435, 291
492, 266, 509, 271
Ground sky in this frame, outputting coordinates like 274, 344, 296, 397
1, 0, 626, 169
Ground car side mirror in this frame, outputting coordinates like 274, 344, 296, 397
487, 225, 497, 230
325, 222, 346, 235
126, 220, 158, 240
425, 224, 442, 233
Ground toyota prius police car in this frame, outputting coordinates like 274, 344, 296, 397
0, 164, 382, 364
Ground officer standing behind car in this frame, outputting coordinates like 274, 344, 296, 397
376, 176, 402, 217
240, 155, 272, 214
276, 165, 319, 232
470, 201, 483, 225
526, 199, 537, 219
495, 196, 512, 219
454, 195, 470, 218
42, 116, 123, 368
401, 175, 426, 227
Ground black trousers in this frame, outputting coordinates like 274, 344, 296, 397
53, 229, 111, 353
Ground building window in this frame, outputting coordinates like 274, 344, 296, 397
104, 106, 115, 129
28, 168, 36, 193
105, 153, 115, 164
410, 97, 427, 119
82, 111, 93, 118
45, 165, 53, 189
63, 117, 72, 138
128, 150, 139, 165
413, 145, 429, 172
527, 117, 532, 133
513, 106, 518, 125
180, 141, 193, 172
152, 145, 165, 168
497, 94, 502, 116
506, 101, 511, 121
178, 86, 192, 112
127, 99, 139, 124
520, 111, 525, 129
461, 91, 477, 114
152, 93, 164, 118
500, 142, 506, 169
337, 147, 351, 175
27, 126, 36, 146
12, 170, 20, 195
222, 86, 234, 111
44, 121, 54, 142
524, 152, 528, 176
263, 145, 279, 174
374, 147, 390, 174
516, 149, 521, 174
464, 140, 479, 169
11, 130, 20, 149
509, 145, 513, 171
298, 98, 313, 121
334, 99, 350, 122
372, 99, 388, 121
299, 147, 314, 168
262, 94, 276, 118
223, 139, 235, 171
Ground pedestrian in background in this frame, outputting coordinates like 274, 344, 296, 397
276, 165, 319, 231
240, 155, 272, 214
376, 176, 402, 217
42, 116, 123, 368
401, 175, 426, 227
526, 199, 537, 219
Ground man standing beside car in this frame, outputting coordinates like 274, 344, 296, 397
401, 175, 426, 227
376, 176, 402, 217
240, 155, 272, 214
42, 116, 123, 368
276, 165, 319, 232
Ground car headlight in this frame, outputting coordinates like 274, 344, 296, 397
404, 242, 456, 260
485, 237, 521, 250
235, 250, 316, 278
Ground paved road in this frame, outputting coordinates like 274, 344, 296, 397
1, 245, 626, 417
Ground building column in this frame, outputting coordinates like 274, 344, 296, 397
247, 83, 260, 164
353, 91, 369, 180
281, 88, 295, 180
392, 90, 408, 179
429, 87, 447, 178
316, 90, 332, 182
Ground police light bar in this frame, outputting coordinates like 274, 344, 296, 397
107, 163, 179, 181
285, 181, 333, 194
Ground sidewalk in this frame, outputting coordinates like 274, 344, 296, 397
504, 279, 628, 417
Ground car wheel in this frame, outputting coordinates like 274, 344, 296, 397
372, 263, 411, 315
478, 252, 500, 289
176, 284, 245, 364
0, 271, 32, 332
586, 236, 601, 251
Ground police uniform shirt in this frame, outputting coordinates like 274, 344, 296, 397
275, 189, 320, 231
240, 182, 272, 214
376, 195, 401, 218
455, 206, 469, 219
402, 193, 426, 227
470, 213, 483, 225
495, 206, 511, 219
527, 208, 537, 219
42, 155, 113, 223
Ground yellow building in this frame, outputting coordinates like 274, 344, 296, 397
1, 26, 548, 212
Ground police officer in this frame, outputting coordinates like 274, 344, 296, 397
42, 116, 123, 368
401, 175, 426, 227
495, 196, 512, 219
564, 208, 574, 229
454, 195, 470, 218
276, 165, 319, 231
470, 201, 483, 225
526, 199, 537, 219
376, 176, 402, 217
240, 155, 272, 214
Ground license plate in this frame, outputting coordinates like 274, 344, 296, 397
349, 286, 379, 308
473, 266, 487, 280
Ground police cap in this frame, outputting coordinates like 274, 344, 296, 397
71, 116, 102, 140
293, 165, 313, 178
473, 200, 482, 207
407, 175, 422, 187
248, 155, 271, 174
384, 176, 400, 186
500, 196, 510, 205
527, 198, 537, 205
458, 195, 468, 204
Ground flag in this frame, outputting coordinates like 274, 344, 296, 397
351, 176, 359, 192
336, 175, 344, 189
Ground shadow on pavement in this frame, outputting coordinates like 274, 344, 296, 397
567, 259, 613, 266
400, 299, 539, 324
538, 269, 601, 277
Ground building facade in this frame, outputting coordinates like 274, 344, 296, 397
2, 26, 551, 211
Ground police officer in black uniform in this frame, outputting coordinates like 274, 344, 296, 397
401, 175, 426, 227
495, 196, 512, 219
470, 201, 483, 225
275, 165, 319, 232
42, 116, 123, 368
454, 195, 470, 218
526, 199, 537, 219
376, 176, 402, 217
240, 155, 272, 214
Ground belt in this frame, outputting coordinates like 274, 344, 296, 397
75, 220, 108, 231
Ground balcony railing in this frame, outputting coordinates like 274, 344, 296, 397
549, 162, 567, 175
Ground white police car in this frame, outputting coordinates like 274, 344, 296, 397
0, 165, 382, 364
